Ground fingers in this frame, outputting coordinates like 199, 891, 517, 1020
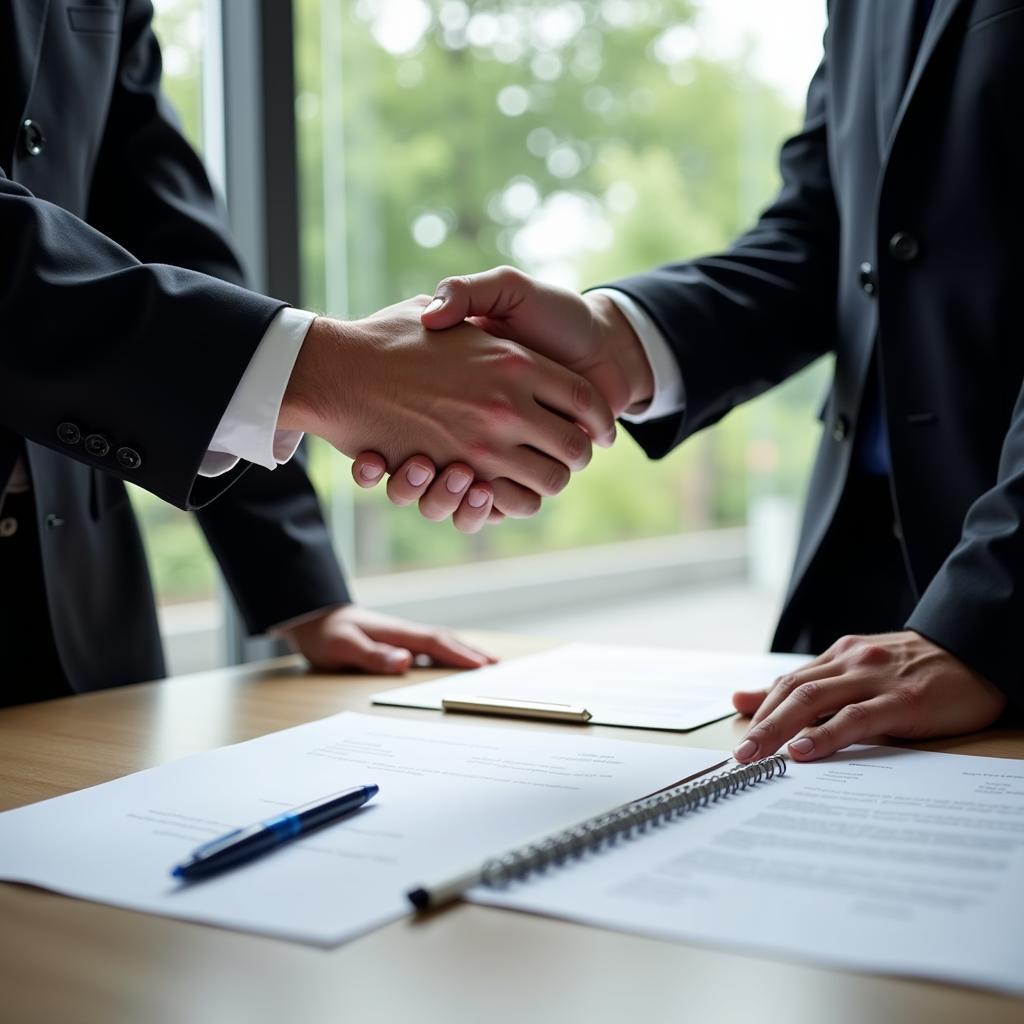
415, 631, 496, 668
352, 451, 387, 488
318, 626, 413, 675
452, 482, 494, 533
365, 623, 496, 669
354, 454, 544, 527
372, 460, 504, 529
788, 694, 914, 761
526, 351, 617, 448
418, 463, 475, 521
732, 689, 769, 717
498, 445, 572, 498
731, 632, 1010, 764
748, 656, 841, 727
490, 478, 542, 518
381, 457, 437, 505
422, 266, 531, 331
519, 404, 595, 473
733, 675, 870, 762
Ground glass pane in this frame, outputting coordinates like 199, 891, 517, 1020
151, 0, 205, 147
295, 0, 829, 582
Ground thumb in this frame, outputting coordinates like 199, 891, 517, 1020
421, 265, 532, 332
351, 451, 387, 488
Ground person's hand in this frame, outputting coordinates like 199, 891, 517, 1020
731, 631, 1007, 763
349, 267, 654, 524
351, 452, 539, 530
279, 295, 616, 502
277, 604, 497, 675
421, 265, 654, 416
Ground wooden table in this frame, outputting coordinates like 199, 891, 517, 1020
1, 633, 1022, 1024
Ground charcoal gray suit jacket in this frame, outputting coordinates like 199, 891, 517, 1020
0, 0, 349, 692
612, 0, 1024, 707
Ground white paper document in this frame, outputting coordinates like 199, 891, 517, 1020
374, 643, 810, 731
475, 745, 1024, 995
0, 712, 720, 946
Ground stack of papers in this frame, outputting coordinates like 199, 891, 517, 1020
0, 712, 717, 945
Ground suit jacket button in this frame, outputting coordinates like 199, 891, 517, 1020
858, 262, 877, 295
21, 118, 46, 156
889, 231, 920, 262
57, 422, 82, 445
116, 447, 142, 470
85, 434, 110, 457
832, 414, 850, 442
0, 517, 17, 538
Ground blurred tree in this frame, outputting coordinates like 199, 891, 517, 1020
298, 0, 799, 311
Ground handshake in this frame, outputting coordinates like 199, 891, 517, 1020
280, 267, 655, 532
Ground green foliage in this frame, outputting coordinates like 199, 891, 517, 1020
127, 487, 218, 601
295, 0, 798, 310
151, 0, 204, 148
582, 142, 727, 278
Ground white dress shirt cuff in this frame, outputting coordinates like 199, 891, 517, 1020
590, 288, 686, 423
199, 307, 317, 477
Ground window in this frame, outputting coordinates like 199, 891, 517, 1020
140, 0, 831, 670
294, 0, 829, 589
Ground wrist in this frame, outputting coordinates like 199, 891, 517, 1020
583, 292, 655, 416
279, 317, 354, 437
272, 602, 350, 640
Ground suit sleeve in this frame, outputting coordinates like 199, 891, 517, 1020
0, 173, 283, 510
85, 0, 351, 631
907, 384, 1024, 710
0, 0, 290, 510
605, 52, 840, 459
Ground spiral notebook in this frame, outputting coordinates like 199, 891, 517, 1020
408, 754, 787, 907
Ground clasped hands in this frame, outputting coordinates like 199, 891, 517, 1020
339, 267, 655, 531
281, 266, 1007, 759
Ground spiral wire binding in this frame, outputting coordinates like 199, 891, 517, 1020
479, 754, 787, 889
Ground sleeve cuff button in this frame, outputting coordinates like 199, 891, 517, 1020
116, 447, 142, 470
57, 422, 81, 445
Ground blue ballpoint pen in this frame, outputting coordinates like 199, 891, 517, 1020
171, 783, 379, 881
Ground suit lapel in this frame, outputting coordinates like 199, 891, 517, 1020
873, 0, 918, 158
883, 0, 966, 158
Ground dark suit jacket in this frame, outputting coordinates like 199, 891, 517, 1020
612, 0, 1024, 708
0, 0, 349, 692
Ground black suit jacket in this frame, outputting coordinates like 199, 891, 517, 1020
612, 0, 1024, 708
0, 0, 349, 692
